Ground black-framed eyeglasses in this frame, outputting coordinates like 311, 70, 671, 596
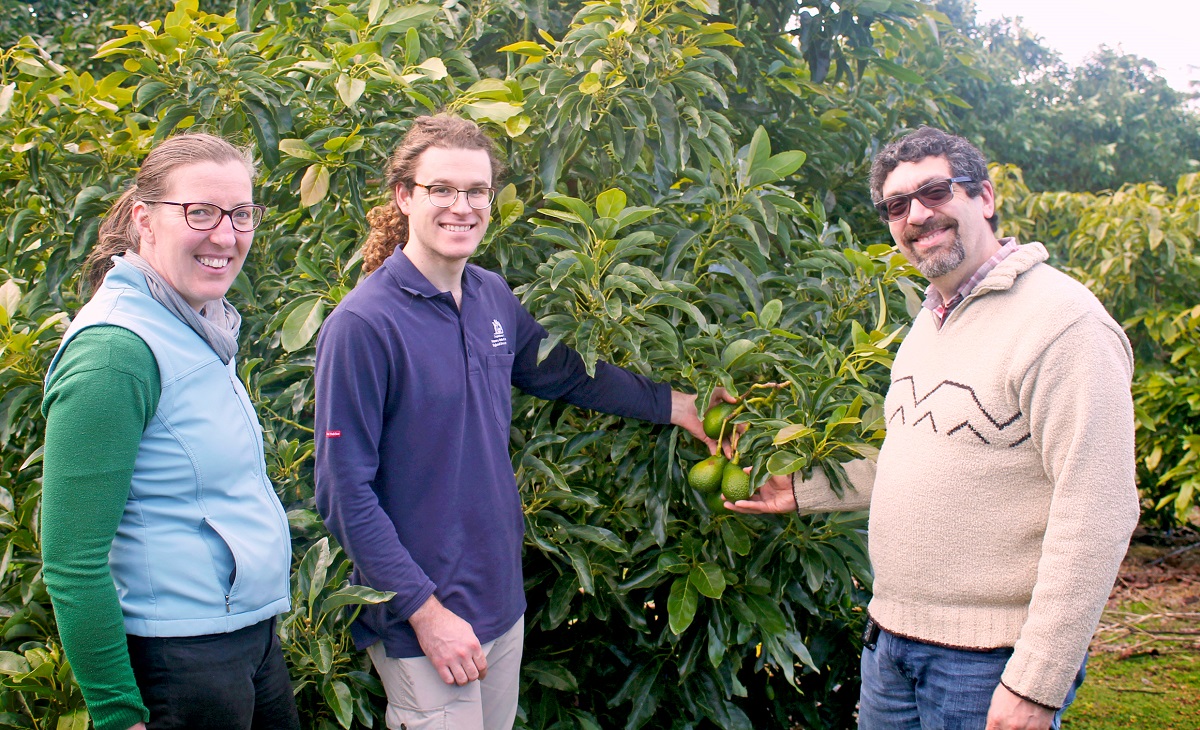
145, 200, 266, 232
874, 177, 973, 222
411, 183, 496, 209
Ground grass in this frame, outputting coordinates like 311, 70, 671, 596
1063, 650, 1200, 729
1062, 533, 1200, 730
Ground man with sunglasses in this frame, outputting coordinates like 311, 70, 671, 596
729, 127, 1138, 730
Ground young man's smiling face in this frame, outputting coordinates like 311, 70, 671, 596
396, 146, 492, 270
881, 155, 997, 292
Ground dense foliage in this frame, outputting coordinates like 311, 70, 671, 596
995, 167, 1200, 529
1, 0, 1197, 728
0, 0, 946, 727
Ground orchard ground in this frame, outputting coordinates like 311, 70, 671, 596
1064, 522, 1200, 729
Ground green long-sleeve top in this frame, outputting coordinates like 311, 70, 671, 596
41, 325, 159, 730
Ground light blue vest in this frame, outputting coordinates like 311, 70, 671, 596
46, 258, 291, 637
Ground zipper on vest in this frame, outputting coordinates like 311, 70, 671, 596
225, 594, 231, 613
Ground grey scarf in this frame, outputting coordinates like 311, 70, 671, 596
120, 252, 241, 364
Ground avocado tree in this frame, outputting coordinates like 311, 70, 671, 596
2, 0, 976, 727
995, 167, 1200, 530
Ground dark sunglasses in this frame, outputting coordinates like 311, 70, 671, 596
874, 176, 973, 222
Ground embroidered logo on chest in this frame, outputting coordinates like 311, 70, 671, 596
490, 319, 508, 348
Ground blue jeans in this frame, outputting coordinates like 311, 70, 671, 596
127, 617, 300, 730
859, 626, 1086, 730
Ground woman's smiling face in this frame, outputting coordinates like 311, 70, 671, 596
133, 160, 255, 311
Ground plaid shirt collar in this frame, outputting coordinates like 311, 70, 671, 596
923, 238, 1019, 327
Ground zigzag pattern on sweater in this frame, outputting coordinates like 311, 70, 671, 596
887, 375, 1031, 447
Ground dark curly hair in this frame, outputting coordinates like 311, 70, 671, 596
869, 126, 998, 232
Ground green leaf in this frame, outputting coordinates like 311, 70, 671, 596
719, 519, 752, 556
562, 542, 594, 594
20, 445, 44, 471
416, 57, 447, 80
721, 339, 756, 369
320, 585, 396, 615
764, 150, 806, 180
579, 72, 602, 95
747, 126, 771, 172
404, 27, 420, 64
523, 659, 579, 691
0, 280, 21, 321
689, 563, 726, 599
335, 74, 367, 108
463, 100, 522, 123
323, 679, 354, 729
766, 450, 807, 475
873, 58, 926, 85
668, 576, 699, 634
613, 205, 659, 231
92, 35, 139, 59
595, 188, 627, 219
543, 193, 594, 225
367, 0, 388, 24
378, 3, 439, 31
657, 552, 688, 573
299, 165, 331, 208
153, 103, 193, 141
497, 41, 547, 58
759, 298, 782, 328
564, 524, 626, 552
303, 538, 333, 612
313, 636, 334, 674
0, 82, 13, 117
15, 56, 55, 78
279, 139, 320, 161
505, 114, 531, 137
281, 295, 326, 352
742, 593, 787, 635
773, 424, 815, 446
780, 630, 817, 672
134, 80, 173, 109
55, 709, 89, 730
243, 99, 280, 169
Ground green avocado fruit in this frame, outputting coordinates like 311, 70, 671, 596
687, 454, 727, 494
702, 403, 736, 440
721, 461, 751, 502
706, 490, 731, 513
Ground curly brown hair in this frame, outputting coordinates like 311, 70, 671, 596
360, 113, 506, 274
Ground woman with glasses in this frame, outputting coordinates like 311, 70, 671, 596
40, 133, 299, 730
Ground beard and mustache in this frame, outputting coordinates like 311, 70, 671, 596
899, 217, 966, 280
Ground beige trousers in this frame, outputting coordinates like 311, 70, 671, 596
366, 615, 524, 730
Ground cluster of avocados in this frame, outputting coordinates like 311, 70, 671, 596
687, 403, 751, 511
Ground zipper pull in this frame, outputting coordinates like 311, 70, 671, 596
225, 595, 231, 613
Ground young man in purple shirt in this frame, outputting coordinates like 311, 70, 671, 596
313, 114, 716, 730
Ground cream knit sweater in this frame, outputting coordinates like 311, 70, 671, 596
793, 242, 1139, 708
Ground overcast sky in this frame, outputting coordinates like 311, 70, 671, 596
970, 0, 1199, 93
